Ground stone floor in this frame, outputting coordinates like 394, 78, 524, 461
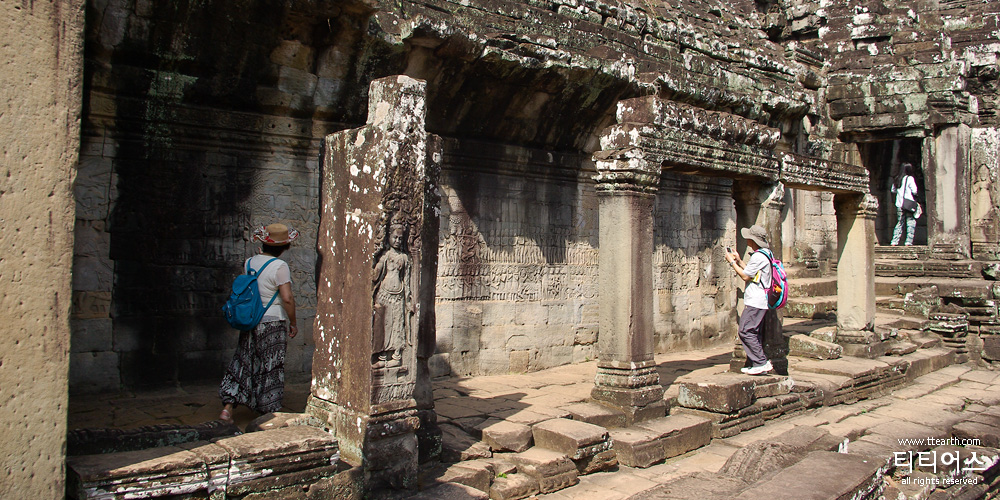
67, 345, 732, 433
67, 343, 1000, 500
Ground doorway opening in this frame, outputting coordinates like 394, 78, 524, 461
860, 139, 927, 246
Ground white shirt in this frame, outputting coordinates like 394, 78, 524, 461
245, 255, 291, 323
892, 175, 917, 209
743, 250, 772, 310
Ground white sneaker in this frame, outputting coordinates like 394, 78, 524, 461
745, 361, 773, 375
740, 366, 751, 374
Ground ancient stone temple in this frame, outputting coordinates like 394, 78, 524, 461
3, 0, 1000, 497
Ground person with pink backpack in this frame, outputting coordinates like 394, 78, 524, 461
725, 224, 786, 375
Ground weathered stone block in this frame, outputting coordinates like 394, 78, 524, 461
953, 421, 1000, 448
489, 473, 539, 500
70, 318, 113, 353
436, 463, 493, 493
752, 377, 794, 398
245, 412, 322, 433
636, 414, 713, 458
735, 451, 883, 500
531, 418, 610, 460
509, 447, 576, 478
983, 336, 1000, 361
809, 326, 837, 343
561, 402, 626, 428
609, 427, 664, 468
477, 419, 533, 453
677, 375, 755, 413
67, 446, 207, 499
719, 441, 805, 484
276, 65, 318, 97
789, 334, 843, 360
440, 424, 492, 463
572, 448, 617, 475
410, 482, 489, 500
69, 351, 120, 395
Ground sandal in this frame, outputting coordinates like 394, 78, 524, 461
219, 408, 233, 423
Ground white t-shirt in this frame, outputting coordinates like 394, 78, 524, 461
892, 175, 917, 209
743, 250, 772, 310
245, 255, 291, 323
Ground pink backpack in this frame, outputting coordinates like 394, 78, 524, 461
757, 249, 788, 310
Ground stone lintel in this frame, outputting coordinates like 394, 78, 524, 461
779, 153, 869, 194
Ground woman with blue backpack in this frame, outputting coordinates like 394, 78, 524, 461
218, 223, 299, 423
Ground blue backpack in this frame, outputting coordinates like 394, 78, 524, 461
222, 258, 279, 331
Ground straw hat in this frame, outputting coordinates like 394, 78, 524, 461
253, 223, 299, 245
740, 224, 769, 249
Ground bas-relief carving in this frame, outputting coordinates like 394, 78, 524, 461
434, 187, 599, 303
372, 218, 414, 370
971, 128, 1000, 244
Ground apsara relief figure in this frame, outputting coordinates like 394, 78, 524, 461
372, 218, 414, 368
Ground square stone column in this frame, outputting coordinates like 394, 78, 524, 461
306, 75, 441, 492
590, 150, 665, 425
731, 181, 788, 375
969, 128, 998, 259
926, 125, 972, 258
835, 193, 878, 333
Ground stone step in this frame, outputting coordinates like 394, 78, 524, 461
509, 448, 579, 494
783, 264, 823, 279
784, 296, 837, 319
561, 401, 626, 429
789, 334, 842, 360
881, 347, 957, 381
875, 259, 982, 278
787, 277, 838, 297
875, 314, 927, 331
634, 414, 713, 460
531, 418, 616, 474
875, 296, 906, 315
735, 451, 884, 500
782, 318, 835, 336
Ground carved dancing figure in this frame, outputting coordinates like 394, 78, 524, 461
372, 220, 414, 368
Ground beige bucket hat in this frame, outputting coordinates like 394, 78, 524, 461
740, 224, 769, 249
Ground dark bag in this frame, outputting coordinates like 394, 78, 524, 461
902, 198, 918, 212
222, 258, 279, 331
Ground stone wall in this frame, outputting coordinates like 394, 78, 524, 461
432, 141, 601, 377
0, 1, 85, 498
430, 143, 737, 377
786, 189, 838, 270
70, 0, 382, 392
652, 174, 738, 352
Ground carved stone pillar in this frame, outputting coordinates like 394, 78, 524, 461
927, 125, 972, 258
590, 149, 665, 426
835, 193, 880, 356
970, 128, 1000, 259
306, 75, 441, 492
731, 181, 788, 375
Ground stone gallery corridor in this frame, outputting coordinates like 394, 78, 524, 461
3, 0, 1000, 498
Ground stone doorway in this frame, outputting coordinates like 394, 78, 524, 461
860, 139, 928, 246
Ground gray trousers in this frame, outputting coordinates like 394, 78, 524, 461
738, 306, 769, 366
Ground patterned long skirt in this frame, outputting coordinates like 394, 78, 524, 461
219, 320, 287, 414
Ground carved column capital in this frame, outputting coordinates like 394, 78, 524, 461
763, 182, 786, 210
733, 180, 784, 207
593, 148, 660, 194
835, 192, 879, 219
